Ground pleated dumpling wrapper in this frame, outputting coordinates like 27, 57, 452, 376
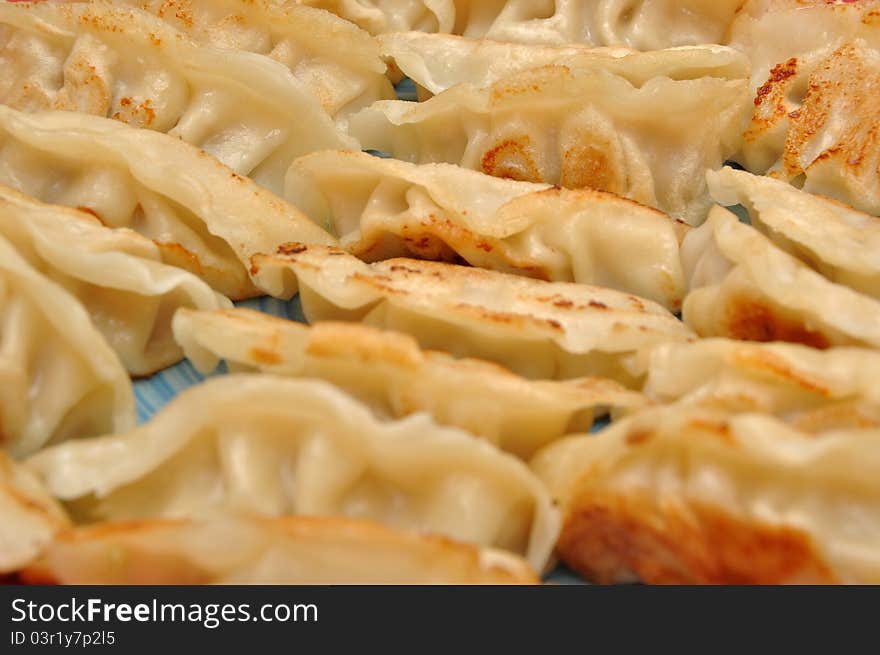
0, 234, 135, 458
173, 308, 648, 459
26, 375, 561, 572
0, 185, 230, 375
0, 451, 71, 574
250, 243, 696, 386
20, 516, 538, 585
0, 0, 356, 189
0, 106, 336, 300
285, 150, 689, 311
299, 0, 745, 50
531, 405, 880, 584
641, 338, 880, 432
682, 206, 880, 349
347, 59, 750, 225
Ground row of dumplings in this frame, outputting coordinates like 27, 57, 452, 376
0, 0, 879, 584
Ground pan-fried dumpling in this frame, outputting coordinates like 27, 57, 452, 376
285, 150, 689, 310
531, 406, 880, 584
379, 33, 750, 97
172, 308, 649, 458
642, 338, 880, 432
682, 206, 880, 349
20, 516, 538, 585
250, 243, 695, 386
0, 235, 135, 458
0, 106, 337, 300
0, 452, 71, 574
26, 375, 561, 571
99, 0, 394, 118
0, 185, 230, 375
347, 63, 750, 225
731, 1, 880, 213
708, 167, 880, 300
0, 0, 355, 182
299, 0, 745, 50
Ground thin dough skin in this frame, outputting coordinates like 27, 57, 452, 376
531, 406, 880, 584
173, 308, 648, 459
0, 1, 356, 185
20, 516, 539, 585
0, 106, 337, 300
0, 234, 135, 458
347, 63, 750, 225
250, 243, 696, 386
26, 375, 561, 572
0, 184, 231, 375
285, 150, 689, 311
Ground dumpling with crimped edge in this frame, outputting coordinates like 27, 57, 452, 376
25, 375, 561, 572
285, 150, 689, 311
0, 0, 355, 186
94, 0, 395, 119
0, 185, 230, 376
298, 0, 745, 50
0, 452, 71, 575
0, 106, 337, 300
0, 234, 135, 458
19, 516, 538, 585
531, 405, 880, 584
379, 33, 750, 97
682, 206, 880, 350
347, 62, 750, 225
249, 243, 696, 386
708, 167, 880, 300
172, 308, 649, 459
641, 338, 880, 432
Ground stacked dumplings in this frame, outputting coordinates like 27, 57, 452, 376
1, 0, 879, 585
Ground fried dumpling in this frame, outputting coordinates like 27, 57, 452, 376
173, 308, 648, 458
0, 185, 230, 375
0, 452, 71, 574
642, 338, 880, 432
285, 150, 689, 310
347, 63, 750, 225
250, 243, 695, 386
0, 235, 135, 458
26, 375, 560, 571
682, 206, 880, 349
0, 106, 336, 299
0, 0, 355, 183
379, 33, 750, 97
708, 167, 880, 300
102, 0, 394, 118
299, 0, 745, 50
20, 516, 538, 585
531, 406, 880, 584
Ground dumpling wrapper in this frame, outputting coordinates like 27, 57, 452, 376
172, 308, 649, 459
0, 451, 71, 574
285, 150, 689, 311
20, 516, 538, 585
532, 405, 880, 584
347, 62, 749, 225
0, 0, 356, 189
0, 106, 337, 300
379, 34, 749, 97
250, 243, 696, 386
0, 185, 230, 375
682, 206, 880, 349
102, 0, 395, 118
641, 338, 880, 432
0, 234, 134, 457
299, 0, 745, 50
26, 375, 561, 572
